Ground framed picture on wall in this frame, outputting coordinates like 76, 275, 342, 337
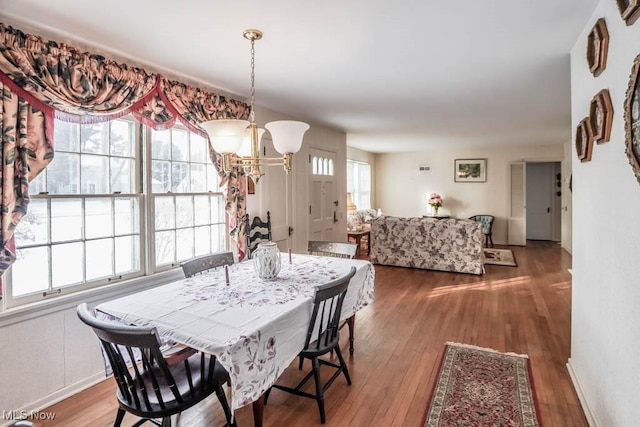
624, 53, 640, 185
454, 159, 487, 182
586, 18, 609, 77
615, 0, 640, 25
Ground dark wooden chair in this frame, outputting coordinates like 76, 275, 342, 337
180, 252, 234, 278
265, 267, 356, 424
245, 212, 272, 259
469, 215, 495, 247
76, 303, 235, 427
307, 241, 358, 259
307, 240, 358, 355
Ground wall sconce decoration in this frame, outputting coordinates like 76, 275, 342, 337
615, 0, 640, 25
624, 53, 640, 185
575, 117, 594, 163
589, 89, 614, 143
586, 18, 609, 77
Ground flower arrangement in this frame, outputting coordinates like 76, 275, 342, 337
428, 193, 444, 215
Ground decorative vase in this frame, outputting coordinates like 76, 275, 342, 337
253, 242, 282, 281
433, 206, 439, 215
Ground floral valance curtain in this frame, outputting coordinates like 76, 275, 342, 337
0, 22, 251, 282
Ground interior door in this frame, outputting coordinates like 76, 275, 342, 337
309, 148, 338, 241
257, 135, 292, 250
508, 161, 526, 246
526, 162, 553, 240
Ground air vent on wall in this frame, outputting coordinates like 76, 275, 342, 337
419, 166, 431, 171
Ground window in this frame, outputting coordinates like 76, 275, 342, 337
5, 118, 227, 307
311, 156, 334, 176
347, 160, 371, 210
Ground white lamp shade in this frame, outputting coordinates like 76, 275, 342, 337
238, 127, 265, 157
201, 119, 249, 154
265, 120, 309, 154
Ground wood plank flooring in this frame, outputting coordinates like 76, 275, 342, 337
36, 241, 586, 426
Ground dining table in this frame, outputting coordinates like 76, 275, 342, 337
95, 253, 375, 426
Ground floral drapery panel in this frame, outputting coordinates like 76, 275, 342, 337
0, 22, 251, 281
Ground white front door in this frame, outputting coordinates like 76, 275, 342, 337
526, 162, 553, 240
508, 161, 527, 246
309, 148, 338, 241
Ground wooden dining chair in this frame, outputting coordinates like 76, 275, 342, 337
307, 241, 358, 259
469, 215, 495, 247
76, 303, 235, 427
307, 240, 358, 355
265, 267, 356, 424
180, 252, 234, 278
245, 212, 272, 259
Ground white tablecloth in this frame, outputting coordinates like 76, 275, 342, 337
95, 254, 375, 412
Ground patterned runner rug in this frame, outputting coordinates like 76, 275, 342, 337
423, 342, 540, 427
483, 248, 517, 266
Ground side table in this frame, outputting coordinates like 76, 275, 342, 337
347, 229, 371, 257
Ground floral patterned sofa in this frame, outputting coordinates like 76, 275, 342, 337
369, 216, 484, 275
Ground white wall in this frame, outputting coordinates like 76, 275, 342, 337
562, 139, 574, 254
346, 146, 377, 209
568, 2, 640, 426
375, 144, 564, 245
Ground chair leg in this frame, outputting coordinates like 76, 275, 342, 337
334, 345, 352, 385
216, 384, 235, 426
161, 416, 171, 427
489, 233, 494, 247
346, 315, 355, 355
113, 408, 126, 427
311, 357, 326, 424
298, 355, 304, 370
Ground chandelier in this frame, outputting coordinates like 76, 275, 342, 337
201, 29, 309, 180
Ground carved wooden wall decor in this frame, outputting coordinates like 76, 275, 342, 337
615, 0, 640, 25
624, 53, 640, 184
589, 89, 614, 143
586, 18, 609, 77
575, 117, 594, 163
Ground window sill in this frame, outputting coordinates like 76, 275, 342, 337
0, 268, 185, 328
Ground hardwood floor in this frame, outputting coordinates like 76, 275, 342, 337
37, 241, 586, 426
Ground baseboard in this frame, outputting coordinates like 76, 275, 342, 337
0, 372, 106, 427
566, 358, 598, 427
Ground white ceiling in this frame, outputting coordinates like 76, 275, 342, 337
0, 0, 598, 153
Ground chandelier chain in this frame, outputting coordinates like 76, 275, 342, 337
249, 37, 256, 123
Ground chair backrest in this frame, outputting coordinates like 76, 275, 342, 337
246, 212, 272, 259
181, 252, 234, 278
469, 215, 495, 234
304, 267, 357, 352
308, 241, 358, 259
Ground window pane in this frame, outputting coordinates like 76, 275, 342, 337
176, 228, 194, 261
152, 160, 171, 193
115, 235, 140, 274
110, 121, 134, 157
328, 159, 334, 176
111, 158, 134, 194
52, 242, 84, 287
155, 230, 175, 265
86, 198, 113, 239
114, 198, 139, 235
211, 224, 225, 252
176, 196, 194, 228
155, 197, 175, 230
312, 157, 318, 174
206, 164, 218, 191
86, 238, 114, 280
151, 129, 171, 160
194, 225, 210, 256
81, 154, 109, 194
16, 199, 48, 246
54, 121, 79, 152
30, 170, 46, 194
194, 196, 210, 226
171, 162, 190, 192
211, 196, 224, 224
172, 129, 189, 162
12, 247, 50, 296
81, 123, 109, 155
47, 152, 79, 194
190, 134, 207, 163
51, 198, 82, 242
190, 164, 206, 193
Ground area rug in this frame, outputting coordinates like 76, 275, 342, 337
483, 248, 517, 267
423, 342, 540, 427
